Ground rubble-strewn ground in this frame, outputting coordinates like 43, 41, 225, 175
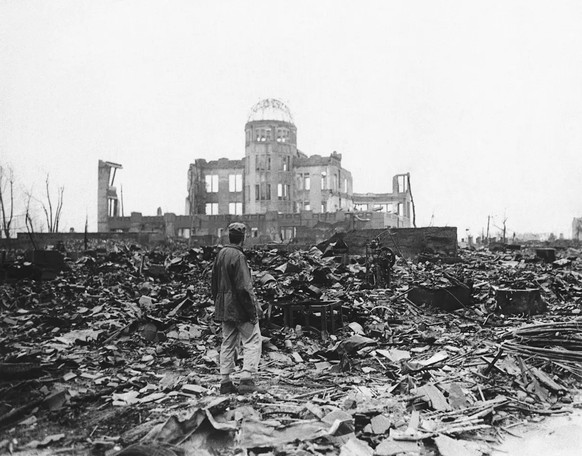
1, 241, 582, 455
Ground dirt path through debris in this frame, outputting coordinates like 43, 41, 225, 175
492, 409, 582, 455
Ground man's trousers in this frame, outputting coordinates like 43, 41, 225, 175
220, 321, 262, 378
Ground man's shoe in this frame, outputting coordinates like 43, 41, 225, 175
220, 380, 238, 394
238, 378, 266, 394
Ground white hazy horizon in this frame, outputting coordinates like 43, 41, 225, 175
1, 1, 581, 239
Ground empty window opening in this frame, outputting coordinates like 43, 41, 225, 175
397, 175, 408, 193
255, 129, 266, 142
228, 202, 243, 214
107, 198, 119, 217
276, 128, 290, 143
255, 155, 269, 172
229, 174, 242, 192
278, 183, 290, 200
205, 174, 219, 193
281, 156, 290, 171
205, 203, 218, 215
281, 227, 296, 240
255, 183, 271, 201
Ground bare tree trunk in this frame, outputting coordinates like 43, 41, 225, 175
0, 166, 14, 238
39, 174, 64, 233
24, 194, 37, 250
45, 175, 54, 232
54, 186, 64, 232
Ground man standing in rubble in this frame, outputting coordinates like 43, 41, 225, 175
211, 222, 263, 394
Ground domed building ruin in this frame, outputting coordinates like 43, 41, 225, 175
184, 99, 410, 239
100, 98, 413, 243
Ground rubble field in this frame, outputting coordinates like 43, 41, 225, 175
1, 240, 582, 456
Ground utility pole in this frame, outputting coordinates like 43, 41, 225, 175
406, 173, 416, 228
486, 215, 490, 245
120, 185, 125, 217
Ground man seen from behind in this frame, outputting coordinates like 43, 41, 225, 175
211, 222, 263, 394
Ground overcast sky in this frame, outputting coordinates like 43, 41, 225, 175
1, 0, 581, 238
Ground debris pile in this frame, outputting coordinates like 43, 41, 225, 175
0, 242, 582, 455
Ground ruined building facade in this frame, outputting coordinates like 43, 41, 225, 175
185, 99, 410, 220
98, 99, 413, 243
186, 100, 356, 218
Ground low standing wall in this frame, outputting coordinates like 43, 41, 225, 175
1, 226, 458, 259
1, 232, 159, 251
342, 227, 458, 257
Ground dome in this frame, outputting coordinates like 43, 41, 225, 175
247, 98, 294, 124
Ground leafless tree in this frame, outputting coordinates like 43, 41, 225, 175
493, 215, 509, 244
24, 191, 38, 249
39, 174, 64, 233
0, 165, 14, 238
501, 217, 508, 244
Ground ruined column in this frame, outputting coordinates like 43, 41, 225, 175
97, 160, 122, 232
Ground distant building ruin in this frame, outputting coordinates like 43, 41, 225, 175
573, 217, 582, 240
185, 99, 411, 220
97, 160, 122, 232
98, 99, 413, 243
